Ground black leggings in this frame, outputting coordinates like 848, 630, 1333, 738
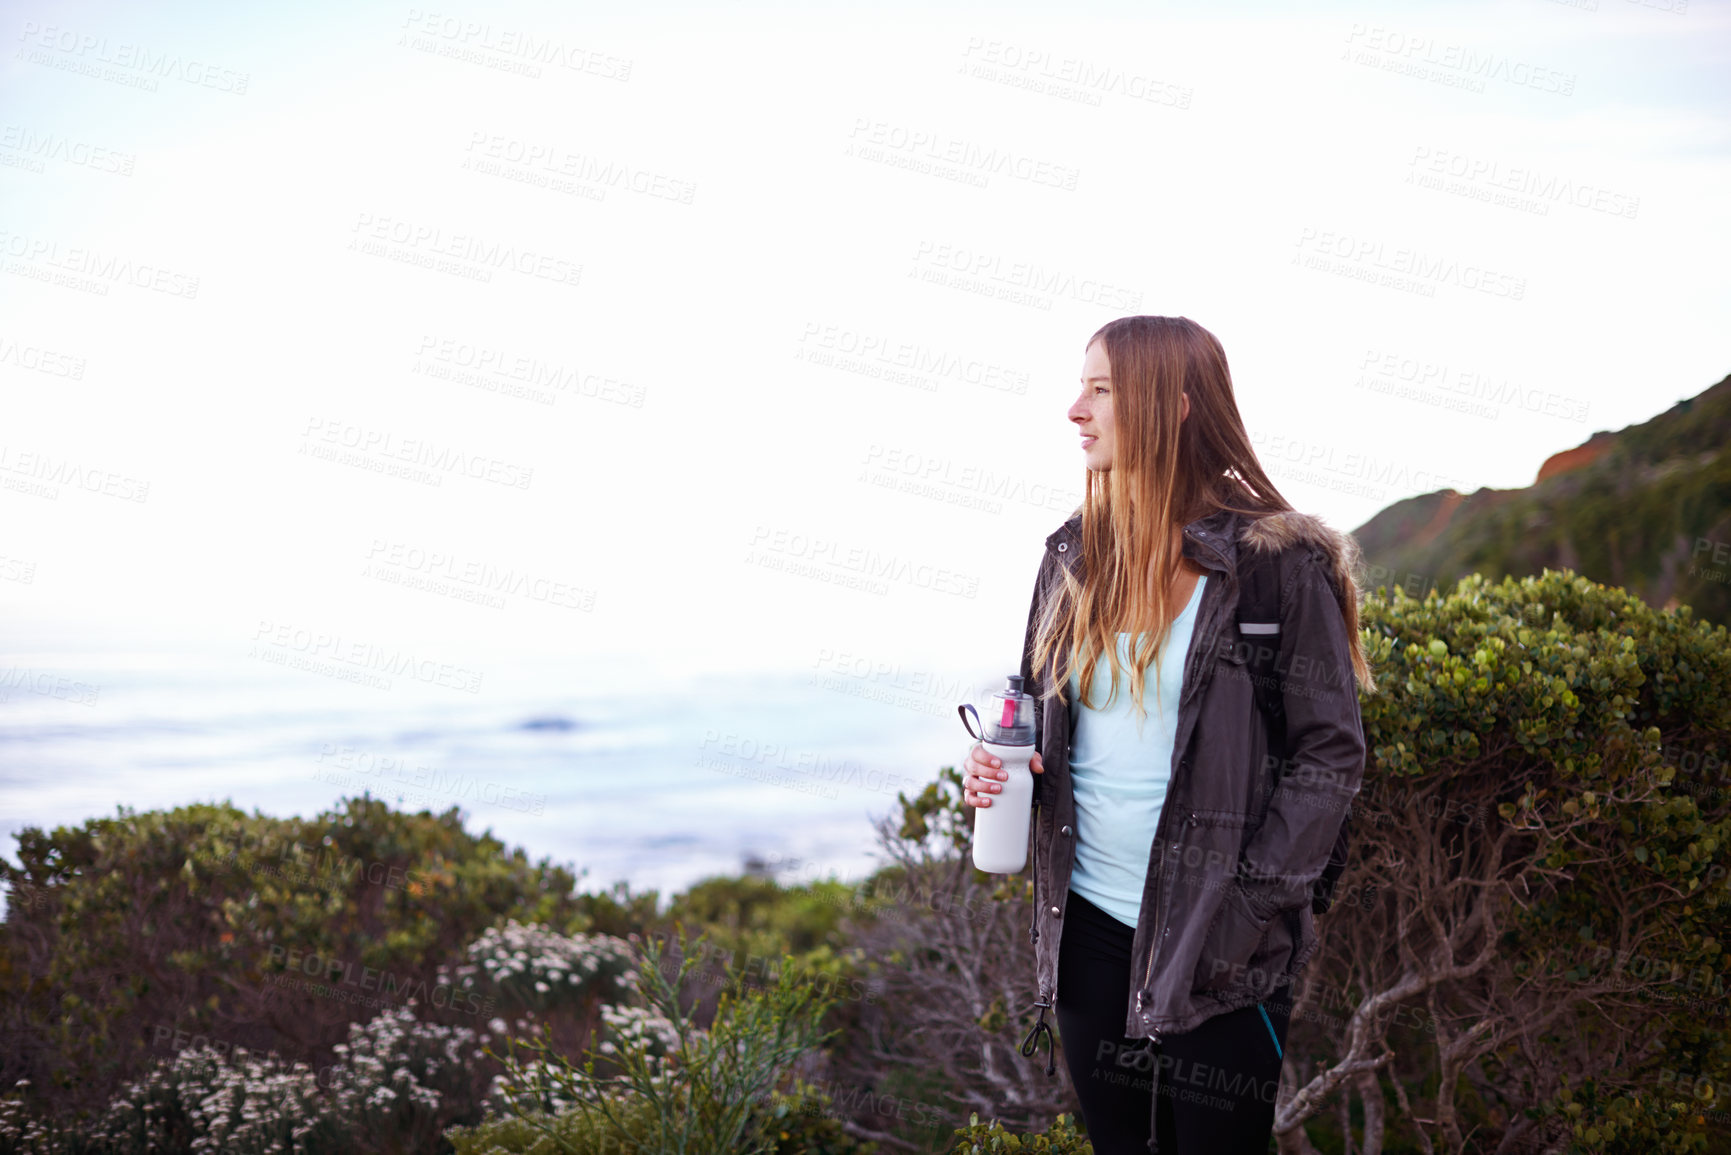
1055, 889, 1292, 1155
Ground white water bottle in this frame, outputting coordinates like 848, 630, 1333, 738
959, 676, 1036, 874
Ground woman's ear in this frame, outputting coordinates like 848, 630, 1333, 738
1181, 391, 1191, 422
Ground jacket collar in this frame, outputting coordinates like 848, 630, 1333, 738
1045, 505, 1241, 578
1045, 502, 1366, 612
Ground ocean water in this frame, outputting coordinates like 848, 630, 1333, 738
0, 639, 985, 913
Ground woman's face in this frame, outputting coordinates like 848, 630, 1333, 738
1068, 337, 1189, 473
1071, 339, 1116, 471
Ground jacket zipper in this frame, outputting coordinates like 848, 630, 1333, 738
1136, 550, 1227, 1037
1032, 544, 1065, 967
1029, 560, 1053, 962
1029, 740, 1042, 951
1139, 775, 1188, 1038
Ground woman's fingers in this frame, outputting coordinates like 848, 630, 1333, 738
965, 769, 996, 806
964, 742, 1012, 806
970, 743, 1004, 776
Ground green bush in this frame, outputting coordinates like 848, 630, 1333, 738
8, 560, 1728, 1155
484, 926, 840, 1155
445, 1095, 661, 1155
0, 1005, 488, 1155
0, 796, 586, 1124
663, 874, 866, 963
946, 1112, 1093, 1153
751, 1079, 881, 1155
445, 1079, 877, 1155
562, 879, 665, 943
438, 919, 637, 1019
1289, 567, 1731, 1153
1354, 375, 1731, 632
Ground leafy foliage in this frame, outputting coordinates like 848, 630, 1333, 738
0, 1005, 491, 1154
0, 796, 587, 1122
445, 1078, 878, 1155
1354, 373, 1731, 630
485, 926, 840, 1155
945, 1112, 1093, 1153
1283, 567, 1731, 1154
5, 558, 1729, 1154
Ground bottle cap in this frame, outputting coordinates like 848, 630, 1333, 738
959, 674, 1035, 746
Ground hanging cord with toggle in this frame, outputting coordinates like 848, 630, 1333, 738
1018, 998, 1056, 1076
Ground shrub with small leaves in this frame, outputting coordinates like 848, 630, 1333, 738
486, 926, 840, 1155
0, 1006, 494, 1155
322, 1006, 490, 1151
439, 920, 636, 1018
101, 1046, 342, 1155
947, 1111, 1094, 1153
447, 1078, 880, 1155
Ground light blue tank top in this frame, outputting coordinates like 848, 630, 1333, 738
1066, 574, 1208, 929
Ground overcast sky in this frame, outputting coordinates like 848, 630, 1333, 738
4, 0, 1727, 690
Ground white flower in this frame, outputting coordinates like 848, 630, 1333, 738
457, 921, 636, 1007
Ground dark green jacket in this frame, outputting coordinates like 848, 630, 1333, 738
1019, 504, 1368, 1041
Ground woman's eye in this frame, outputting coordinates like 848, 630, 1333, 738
1095, 387, 1108, 395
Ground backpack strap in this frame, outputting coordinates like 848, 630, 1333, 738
1235, 541, 1352, 916
1235, 547, 1286, 755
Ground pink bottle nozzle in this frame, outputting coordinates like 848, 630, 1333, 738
958, 674, 1035, 746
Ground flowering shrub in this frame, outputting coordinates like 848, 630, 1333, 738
105, 1046, 341, 1154
0, 1007, 492, 1155
0, 1049, 342, 1155
445, 1093, 663, 1155
596, 1004, 680, 1059
439, 920, 636, 1017
0, 797, 587, 1124
484, 927, 840, 1155
322, 1007, 490, 1151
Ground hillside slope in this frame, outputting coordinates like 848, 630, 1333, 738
1351, 372, 1731, 627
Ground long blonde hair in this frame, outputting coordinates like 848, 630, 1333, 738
1031, 316, 1367, 726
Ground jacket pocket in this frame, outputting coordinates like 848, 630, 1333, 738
1191, 881, 1275, 996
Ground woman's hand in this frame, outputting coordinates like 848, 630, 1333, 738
963, 744, 1043, 808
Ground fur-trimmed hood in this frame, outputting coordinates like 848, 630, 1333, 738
1047, 504, 1367, 621
1237, 507, 1367, 619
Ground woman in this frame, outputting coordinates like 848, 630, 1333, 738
962, 316, 1375, 1155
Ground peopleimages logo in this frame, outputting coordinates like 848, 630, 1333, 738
0, 125, 136, 175
745, 525, 980, 598
15, 21, 251, 94
347, 212, 582, 288
0, 443, 149, 502
1293, 227, 1526, 300
1342, 24, 1576, 96
845, 117, 1081, 191
300, 417, 534, 490
398, 9, 633, 81
250, 619, 485, 694
910, 240, 1143, 311
265, 945, 496, 1016
957, 37, 1194, 110
1407, 146, 1639, 220
0, 229, 199, 299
